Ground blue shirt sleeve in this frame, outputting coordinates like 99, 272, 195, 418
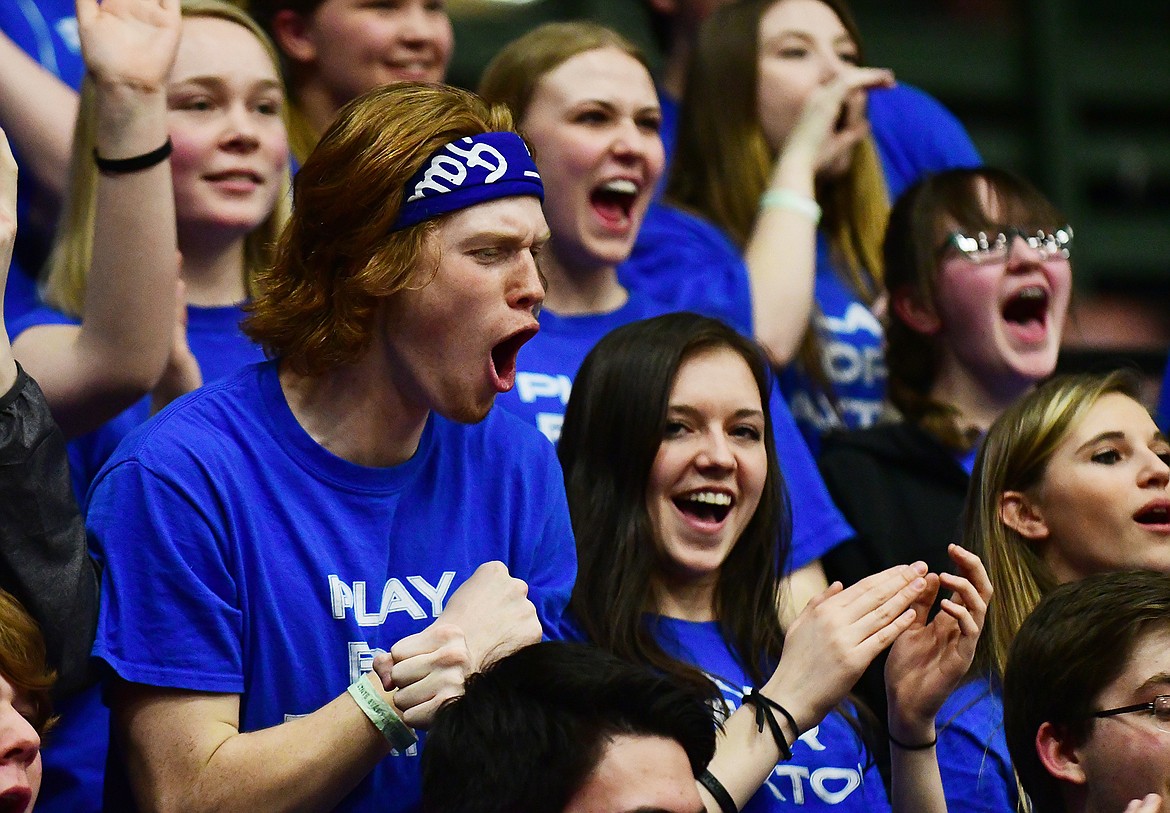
89, 458, 246, 693
768, 383, 853, 571
621, 203, 754, 336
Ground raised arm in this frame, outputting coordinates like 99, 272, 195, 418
884, 544, 991, 813
698, 562, 927, 812
746, 67, 892, 366
0, 29, 79, 206
11, 0, 181, 437
0, 129, 99, 697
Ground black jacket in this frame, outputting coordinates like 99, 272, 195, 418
819, 420, 971, 588
0, 365, 99, 696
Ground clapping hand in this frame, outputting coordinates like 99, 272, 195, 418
885, 544, 992, 741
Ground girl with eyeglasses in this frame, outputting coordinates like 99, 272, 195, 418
820, 166, 1073, 593
816, 167, 1073, 787
935, 370, 1170, 812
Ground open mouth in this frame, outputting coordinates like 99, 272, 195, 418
590, 179, 639, 230
1002, 286, 1049, 333
1135, 503, 1170, 526
672, 490, 734, 525
0, 786, 33, 813
490, 325, 538, 392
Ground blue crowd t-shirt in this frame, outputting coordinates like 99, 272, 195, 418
87, 360, 577, 812
11, 302, 267, 503
652, 616, 890, 811
620, 202, 755, 337
495, 288, 852, 572
936, 675, 1017, 813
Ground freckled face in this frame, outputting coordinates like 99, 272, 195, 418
377, 197, 548, 424
646, 347, 768, 597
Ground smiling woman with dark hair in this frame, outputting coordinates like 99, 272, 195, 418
557, 310, 992, 813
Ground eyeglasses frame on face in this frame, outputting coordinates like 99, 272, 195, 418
1091, 694, 1170, 731
939, 224, 1074, 265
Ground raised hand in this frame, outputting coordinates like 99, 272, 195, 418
76, 0, 182, 91
885, 544, 992, 741
781, 65, 895, 175
765, 561, 928, 733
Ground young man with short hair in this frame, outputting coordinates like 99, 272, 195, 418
86, 81, 575, 812
1003, 570, 1170, 813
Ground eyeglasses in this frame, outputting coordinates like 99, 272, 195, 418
1092, 694, 1170, 731
941, 225, 1073, 264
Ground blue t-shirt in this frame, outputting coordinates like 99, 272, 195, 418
936, 674, 1017, 813
495, 289, 851, 571
652, 616, 890, 811
87, 360, 577, 811
779, 240, 886, 453
620, 203, 755, 337
0, 0, 83, 325
11, 302, 267, 503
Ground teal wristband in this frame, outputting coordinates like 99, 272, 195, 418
348, 676, 417, 752
759, 188, 822, 224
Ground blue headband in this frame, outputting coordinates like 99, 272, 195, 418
392, 132, 543, 231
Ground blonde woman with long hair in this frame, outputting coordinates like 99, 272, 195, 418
935, 370, 1168, 812
12, 0, 290, 501
653, 0, 977, 450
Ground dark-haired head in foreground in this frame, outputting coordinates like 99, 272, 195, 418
421, 641, 715, 813
1004, 570, 1170, 813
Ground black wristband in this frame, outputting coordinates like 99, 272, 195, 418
697, 769, 738, 813
93, 137, 172, 174
742, 688, 796, 762
888, 731, 938, 750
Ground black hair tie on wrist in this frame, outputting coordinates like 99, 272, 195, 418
93, 138, 173, 174
697, 769, 738, 813
743, 688, 797, 762
888, 732, 938, 750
